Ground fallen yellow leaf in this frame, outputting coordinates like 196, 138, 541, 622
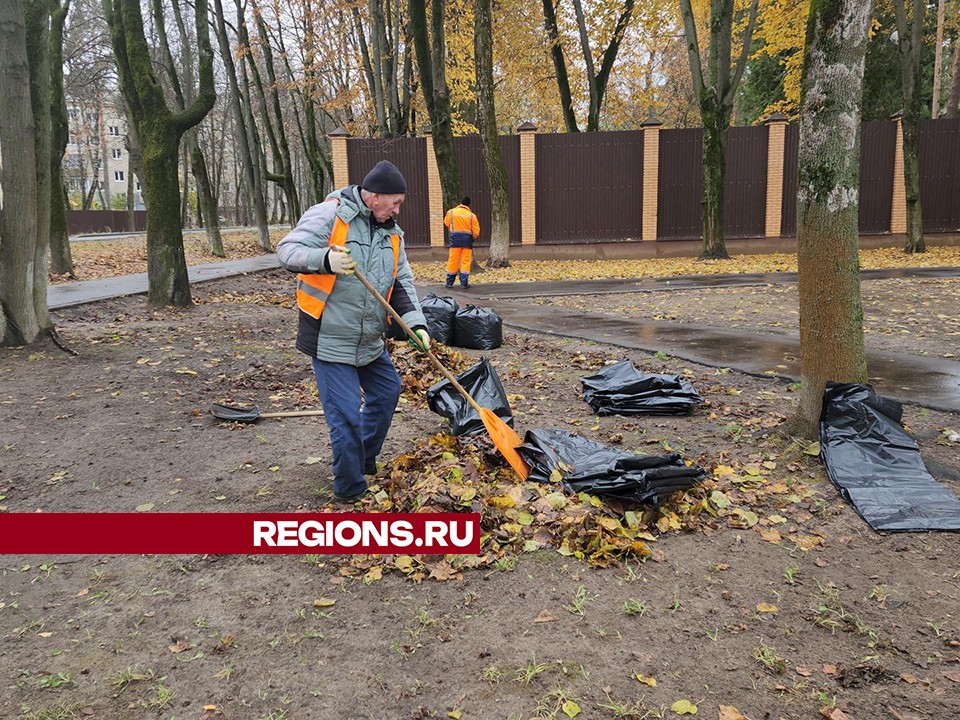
756, 603, 779, 613
718, 706, 744, 720
635, 673, 657, 687
671, 699, 698, 715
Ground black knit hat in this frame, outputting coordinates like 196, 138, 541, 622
361, 160, 407, 194
461, 196, 471, 207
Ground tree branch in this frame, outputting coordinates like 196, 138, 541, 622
678, 0, 706, 96
724, 0, 759, 107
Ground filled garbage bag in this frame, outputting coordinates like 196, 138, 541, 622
421, 293, 459, 345
820, 382, 960, 532
517, 427, 704, 507
426, 358, 514, 436
454, 305, 503, 350
581, 360, 703, 416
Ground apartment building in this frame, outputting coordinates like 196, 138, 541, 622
62, 96, 144, 210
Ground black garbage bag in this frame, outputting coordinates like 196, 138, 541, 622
454, 305, 503, 350
421, 293, 459, 345
581, 360, 703, 416
820, 382, 960, 532
518, 427, 704, 507
426, 358, 514, 436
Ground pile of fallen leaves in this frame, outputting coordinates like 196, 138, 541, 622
408, 246, 960, 285
324, 426, 828, 584
388, 339, 472, 405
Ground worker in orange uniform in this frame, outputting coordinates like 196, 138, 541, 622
443, 196, 480, 289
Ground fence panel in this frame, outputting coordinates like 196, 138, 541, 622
858, 121, 895, 234
348, 137, 430, 246
919, 118, 960, 232
535, 131, 643, 243
657, 128, 702, 240
780, 124, 799, 236
782, 122, 895, 236
65, 210, 147, 234
724, 126, 768, 238
453, 135, 522, 245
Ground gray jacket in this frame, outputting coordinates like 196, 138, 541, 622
277, 186, 426, 365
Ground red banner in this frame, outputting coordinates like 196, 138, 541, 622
0, 513, 481, 555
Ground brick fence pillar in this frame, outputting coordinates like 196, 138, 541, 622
640, 113, 662, 241
763, 112, 788, 238
329, 127, 350, 190
517, 121, 537, 244
890, 112, 907, 234
423, 131, 445, 247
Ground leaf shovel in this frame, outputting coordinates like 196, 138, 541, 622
211, 403, 324, 424
352, 268, 529, 480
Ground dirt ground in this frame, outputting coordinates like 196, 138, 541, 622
2, 270, 959, 720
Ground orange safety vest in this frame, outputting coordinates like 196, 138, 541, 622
296, 212, 401, 320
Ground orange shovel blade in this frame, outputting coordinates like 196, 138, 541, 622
480, 407, 529, 480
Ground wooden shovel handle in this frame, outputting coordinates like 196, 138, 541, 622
352, 268, 483, 415
258, 410, 325, 419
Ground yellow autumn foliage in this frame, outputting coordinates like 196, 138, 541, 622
409, 246, 960, 285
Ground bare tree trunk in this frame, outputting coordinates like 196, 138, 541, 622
893, 0, 926, 253
180, 143, 190, 226
26, 0, 52, 332
932, 0, 945, 118
48, 0, 73, 276
947, 40, 960, 119
790, 0, 873, 439
367, 0, 389, 134
474, 0, 510, 267
541, 0, 579, 132
281, 14, 326, 203
679, 0, 759, 260
168, 0, 224, 253
104, 0, 216, 306
253, 1, 300, 220
409, 0, 461, 210
1, 0, 49, 345
212, 0, 270, 250
570, 0, 598, 129
126, 150, 135, 229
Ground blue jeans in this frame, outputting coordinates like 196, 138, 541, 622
311, 351, 402, 498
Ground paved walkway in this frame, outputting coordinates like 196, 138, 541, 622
48, 258, 960, 412
48, 255, 281, 309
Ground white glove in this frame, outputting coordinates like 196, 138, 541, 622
327, 246, 356, 275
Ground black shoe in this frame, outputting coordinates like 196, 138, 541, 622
444, 283, 453, 289
332, 491, 365, 505
461, 283, 469, 289
364, 458, 378, 475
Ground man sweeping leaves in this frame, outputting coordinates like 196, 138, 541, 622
277, 160, 430, 504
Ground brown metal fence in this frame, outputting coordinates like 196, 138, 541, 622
782, 121, 895, 236
724, 126, 768, 238
535, 130, 644, 243
66, 210, 147, 234
657, 127, 767, 240
919, 118, 960, 232
657, 128, 701, 240
858, 121, 896, 234
348, 137, 431, 246
781, 124, 799, 236
453, 135, 522, 245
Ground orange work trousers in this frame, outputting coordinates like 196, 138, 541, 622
446, 247, 472, 275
